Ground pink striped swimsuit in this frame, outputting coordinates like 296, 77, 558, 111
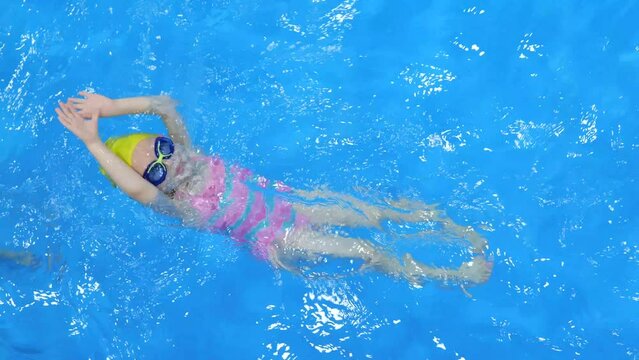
177, 156, 306, 259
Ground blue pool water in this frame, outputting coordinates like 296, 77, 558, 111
1, 0, 638, 358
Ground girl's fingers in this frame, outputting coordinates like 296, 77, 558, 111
58, 101, 73, 117
89, 112, 99, 124
62, 103, 82, 125
56, 103, 70, 120
69, 97, 85, 104
67, 103, 84, 121
55, 108, 71, 124
69, 102, 86, 113
54, 108, 64, 121
55, 108, 72, 127
78, 91, 91, 98
60, 102, 80, 121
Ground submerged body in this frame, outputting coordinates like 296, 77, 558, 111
156, 149, 306, 259
55, 93, 493, 287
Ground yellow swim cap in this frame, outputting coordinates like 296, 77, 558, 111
100, 133, 157, 183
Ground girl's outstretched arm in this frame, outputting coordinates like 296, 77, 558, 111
56, 101, 159, 204
69, 92, 191, 148
148, 95, 191, 148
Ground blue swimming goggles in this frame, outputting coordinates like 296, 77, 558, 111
143, 136, 174, 186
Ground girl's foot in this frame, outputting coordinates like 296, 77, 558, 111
402, 253, 493, 285
402, 253, 453, 285
457, 256, 493, 284
463, 231, 489, 255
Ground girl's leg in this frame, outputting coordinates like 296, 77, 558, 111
269, 228, 492, 285
381, 197, 488, 253
292, 189, 439, 229
400, 218, 488, 255
292, 189, 488, 254
270, 227, 406, 278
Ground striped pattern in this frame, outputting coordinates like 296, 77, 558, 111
184, 156, 304, 259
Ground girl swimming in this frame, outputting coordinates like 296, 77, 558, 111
55, 93, 492, 287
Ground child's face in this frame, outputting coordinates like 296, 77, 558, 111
130, 138, 157, 177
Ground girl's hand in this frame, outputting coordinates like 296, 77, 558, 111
55, 101, 100, 145
68, 92, 115, 118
